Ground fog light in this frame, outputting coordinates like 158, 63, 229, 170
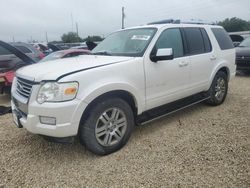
39, 116, 56, 125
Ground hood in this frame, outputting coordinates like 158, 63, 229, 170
16, 55, 134, 82
236, 47, 250, 57
0, 40, 36, 64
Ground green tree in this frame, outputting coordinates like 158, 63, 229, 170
83, 35, 104, 42
218, 17, 250, 32
61, 32, 82, 43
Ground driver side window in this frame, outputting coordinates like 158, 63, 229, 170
155, 28, 184, 58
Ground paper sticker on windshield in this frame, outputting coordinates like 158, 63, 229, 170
131, 35, 151, 41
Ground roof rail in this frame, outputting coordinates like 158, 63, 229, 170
148, 19, 180, 25
147, 19, 214, 25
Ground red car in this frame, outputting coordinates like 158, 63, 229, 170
0, 41, 36, 94
0, 43, 89, 94
40, 49, 90, 63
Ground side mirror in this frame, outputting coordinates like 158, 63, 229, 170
150, 48, 173, 62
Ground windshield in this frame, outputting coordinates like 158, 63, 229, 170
40, 51, 64, 62
239, 38, 250, 47
92, 28, 157, 57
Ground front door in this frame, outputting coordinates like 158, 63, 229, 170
144, 28, 191, 110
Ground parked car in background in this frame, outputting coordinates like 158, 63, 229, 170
10, 42, 45, 61
229, 34, 244, 47
70, 45, 88, 50
236, 37, 250, 73
0, 41, 36, 93
71, 41, 100, 50
40, 49, 90, 63
31, 43, 52, 56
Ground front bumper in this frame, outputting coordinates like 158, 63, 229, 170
236, 59, 250, 70
11, 97, 88, 138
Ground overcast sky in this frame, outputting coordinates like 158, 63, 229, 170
1, 0, 250, 42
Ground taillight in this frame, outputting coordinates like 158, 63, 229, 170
0, 71, 14, 85
39, 52, 45, 59
5, 71, 15, 84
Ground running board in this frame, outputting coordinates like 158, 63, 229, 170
136, 92, 210, 125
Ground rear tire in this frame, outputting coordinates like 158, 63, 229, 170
205, 71, 228, 106
79, 98, 134, 155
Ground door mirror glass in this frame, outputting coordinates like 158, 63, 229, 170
151, 48, 173, 62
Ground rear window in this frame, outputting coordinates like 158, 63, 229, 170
0, 46, 13, 55
39, 51, 64, 62
211, 28, 234, 50
14, 46, 32, 54
184, 28, 205, 55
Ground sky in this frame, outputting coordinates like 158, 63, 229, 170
0, 0, 250, 42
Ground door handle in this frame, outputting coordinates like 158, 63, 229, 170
179, 61, 188, 67
210, 55, 217, 61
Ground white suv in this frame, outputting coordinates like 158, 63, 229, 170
11, 22, 236, 155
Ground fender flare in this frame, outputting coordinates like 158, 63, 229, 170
208, 61, 230, 88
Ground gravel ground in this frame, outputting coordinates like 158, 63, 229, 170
0, 75, 250, 187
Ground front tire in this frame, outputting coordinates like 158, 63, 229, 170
79, 98, 134, 155
205, 71, 228, 106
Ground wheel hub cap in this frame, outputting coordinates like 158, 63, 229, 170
95, 108, 127, 147
215, 77, 226, 101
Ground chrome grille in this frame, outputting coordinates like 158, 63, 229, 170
16, 77, 34, 99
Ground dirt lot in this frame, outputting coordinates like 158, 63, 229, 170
0, 75, 249, 187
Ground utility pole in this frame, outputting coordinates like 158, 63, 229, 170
45, 31, 48, 43
71, 13, 74, 32
76, 22, 79, 37
122, 7, 125, 29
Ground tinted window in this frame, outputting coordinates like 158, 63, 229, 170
200, 28, 212, 52
211, 28, 234, 50
0, 46, 13, 55
184, 28, 204, 55
155, 28, 184, 58
14, 46, 32, 54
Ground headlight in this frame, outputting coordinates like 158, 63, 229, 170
37, 82, 78, 104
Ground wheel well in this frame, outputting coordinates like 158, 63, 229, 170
80, 90, 138, 125
218, 67, 230, 81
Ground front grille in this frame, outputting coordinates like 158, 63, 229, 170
16, 77, 34, 99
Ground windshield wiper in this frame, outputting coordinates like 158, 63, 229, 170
92, 51, 112, 56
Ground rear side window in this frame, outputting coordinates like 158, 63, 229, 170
184, 28, 205, 55
0, 46, 13, 55
14, 46, 32, 54
211, 28, 234, 50
200, 28, 212, 52
155, 28, 184, 58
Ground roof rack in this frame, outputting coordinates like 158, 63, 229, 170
148, 19, 180, 25
147, 19, 214, 25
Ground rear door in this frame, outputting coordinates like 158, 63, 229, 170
183, 27, 214, 93
144, 28, 191, 110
